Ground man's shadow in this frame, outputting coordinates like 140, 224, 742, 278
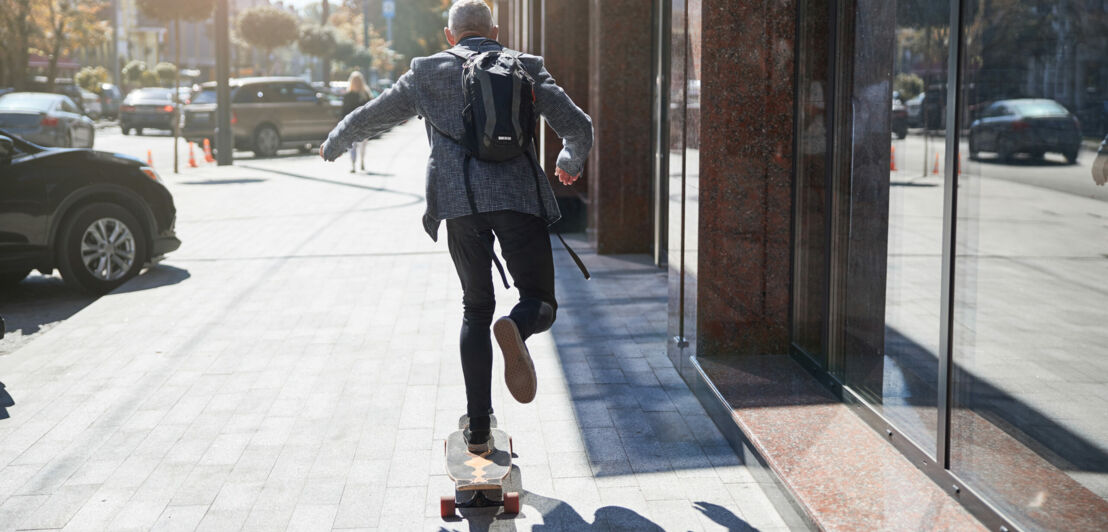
438, 466, 758, 531
0, 381, 14, 420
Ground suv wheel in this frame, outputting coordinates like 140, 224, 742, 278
57, 203, 148, 295
254, 125, 280, 158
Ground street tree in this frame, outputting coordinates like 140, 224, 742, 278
236, 6, 301, 74
32, 0, 110, 92
155, 62, 177, 85
75, 65, 109, 93
0, 0, 34, 89
122, 60, 146, 87
298, 24, 337, 80
136, 0, 217, 173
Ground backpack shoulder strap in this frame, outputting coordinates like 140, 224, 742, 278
444, 48, 477, 62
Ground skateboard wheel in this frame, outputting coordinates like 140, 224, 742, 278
509, 437, 514, 454
440, 495, 455, 518
503, 491, 520, 514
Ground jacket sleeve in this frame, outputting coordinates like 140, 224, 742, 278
530, 57, 593, 177
321, 68, 419, 161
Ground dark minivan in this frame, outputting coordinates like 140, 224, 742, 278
182, 77, 343, 157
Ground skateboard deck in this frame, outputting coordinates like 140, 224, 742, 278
444, 429, 512, 491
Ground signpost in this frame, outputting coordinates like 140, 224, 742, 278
383, 0, 394, 44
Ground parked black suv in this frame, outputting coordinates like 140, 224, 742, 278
0, 129, 180, 294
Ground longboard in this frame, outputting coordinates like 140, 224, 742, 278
440, 427, 519, 517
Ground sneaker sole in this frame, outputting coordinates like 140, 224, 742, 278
493, 317, 537, 403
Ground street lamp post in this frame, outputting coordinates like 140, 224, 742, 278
215, 0, 232, 165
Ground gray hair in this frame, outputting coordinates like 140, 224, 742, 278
448, 0, 494, 37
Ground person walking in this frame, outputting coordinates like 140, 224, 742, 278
320, 0, 592, 452
341, 72, 372, 173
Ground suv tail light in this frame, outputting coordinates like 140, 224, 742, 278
41, 116, 58, 127
1011, 121, 1029, 131
231, 112, 237, 125
162, 105, 174, 113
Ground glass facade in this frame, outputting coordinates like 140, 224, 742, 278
788, 0, 1108, 529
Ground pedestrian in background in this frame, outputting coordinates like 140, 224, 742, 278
1094, 133, 1107, 186
342, 72, 372, 173
320, 0, 592, 453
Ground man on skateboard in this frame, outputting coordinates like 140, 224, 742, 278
320, 0, 592, 453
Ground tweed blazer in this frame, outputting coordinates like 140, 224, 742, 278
321, 37, 594, 240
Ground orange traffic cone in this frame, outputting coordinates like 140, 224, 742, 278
146, 149, 153, 166
957, 153, 962, 175
890, 145, 897, 172
203, 138, 215, 163
933, 152, 940, 175
188, 142, 198, 168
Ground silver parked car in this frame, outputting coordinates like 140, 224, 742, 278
0, 92, 95, 148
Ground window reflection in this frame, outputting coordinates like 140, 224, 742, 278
953, 1, 1108, 529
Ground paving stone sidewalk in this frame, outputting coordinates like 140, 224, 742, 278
0, 121, 792, 531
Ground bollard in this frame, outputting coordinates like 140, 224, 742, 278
933, 152, 940, 175
147, 149, 153, 166
890, 145, 897, 172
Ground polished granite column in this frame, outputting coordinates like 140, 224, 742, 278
697, 0, 796, 356
586, 0, 653, 254
540, 0, 590, 231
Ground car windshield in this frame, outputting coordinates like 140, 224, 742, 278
191, 89, 217, 104
127, 88, 173, 102
1010, 99, 1069, 117
0, 93, 58, 112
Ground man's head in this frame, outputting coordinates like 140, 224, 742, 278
445, 0, 498, 45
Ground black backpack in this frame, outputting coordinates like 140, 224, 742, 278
443, 44, 536, 162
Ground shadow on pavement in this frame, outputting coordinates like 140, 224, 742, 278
438, 465, 741, 531
114, 264, 191, 294
0, 381, 13, 420
0, 265, 190, 355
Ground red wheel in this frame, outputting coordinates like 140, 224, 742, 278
440, 495, 455, 518
503, 491, 520, 514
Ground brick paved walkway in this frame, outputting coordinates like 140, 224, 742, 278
0, 121, 792, 531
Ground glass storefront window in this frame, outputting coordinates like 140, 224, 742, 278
838, 0, 949, 457
952, 1, 1108, 529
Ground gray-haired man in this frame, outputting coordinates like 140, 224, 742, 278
320, 0, 593, 452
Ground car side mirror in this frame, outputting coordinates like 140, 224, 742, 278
0, 136, 14, 167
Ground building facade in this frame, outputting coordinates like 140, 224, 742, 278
498, 0, 1108, 530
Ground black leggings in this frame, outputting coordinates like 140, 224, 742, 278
447, 210, 557, 419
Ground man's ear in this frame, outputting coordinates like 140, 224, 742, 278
444, 27, 456, 46
489, 26, 500, 43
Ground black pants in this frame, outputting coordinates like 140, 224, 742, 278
447, 210, 557, 419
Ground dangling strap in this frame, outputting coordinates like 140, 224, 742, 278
555, 232, 591, 280
479, 231, 511, 289
523, 149, 591, 281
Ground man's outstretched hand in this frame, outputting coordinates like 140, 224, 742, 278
555, 167, 580, 186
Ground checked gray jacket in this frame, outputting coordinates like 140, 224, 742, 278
321, 37, 593, 240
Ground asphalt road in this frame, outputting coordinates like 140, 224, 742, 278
892, 130, 1108, 202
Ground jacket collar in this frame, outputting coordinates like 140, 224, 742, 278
456, 36, 502, 52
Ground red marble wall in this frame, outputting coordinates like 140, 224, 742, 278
696, 0, 796, 356
586, 0, 654, 254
